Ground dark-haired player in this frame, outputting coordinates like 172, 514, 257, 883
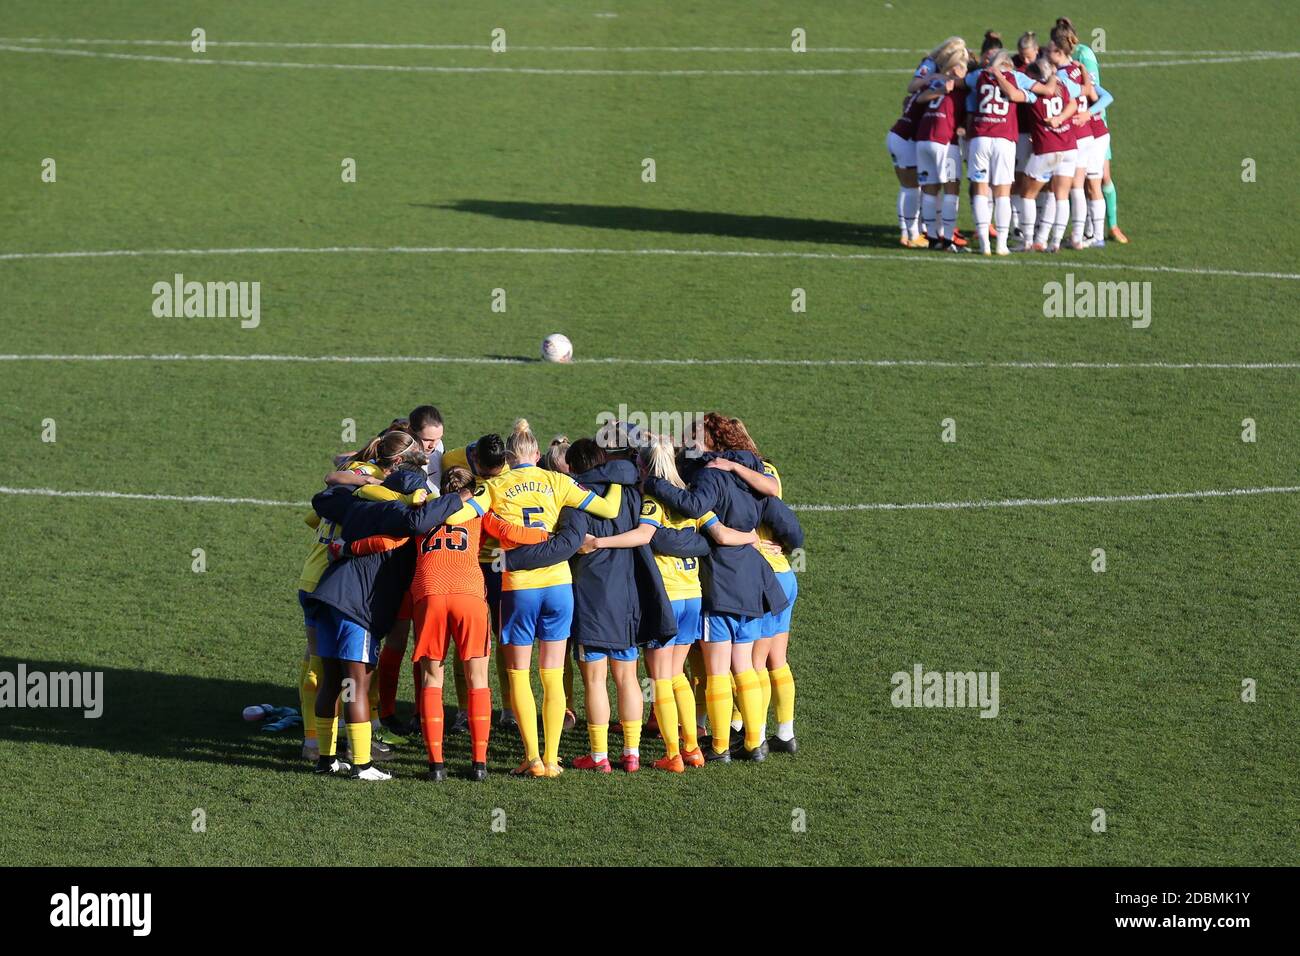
339, 466, 548, 781
440, 435, 515, 731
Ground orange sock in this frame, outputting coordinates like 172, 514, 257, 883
420, 686, 444, 763
469, 687, 492, 764
377, 644, 403, 719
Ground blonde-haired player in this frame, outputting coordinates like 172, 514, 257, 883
907, 36, 968, 93
1018, 52, 1081, 252
583, 435, 759, 771
488, 419, 624, 777
705, 453, 804, 753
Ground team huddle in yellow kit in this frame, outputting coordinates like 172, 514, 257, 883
293, 407, 802, 782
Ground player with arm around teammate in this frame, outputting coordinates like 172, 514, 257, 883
486, 419, 624, 778
907, 36, 968, 93
507, 440, 650, 772
707, 453, 806, 753
1018, 51, 1080, 252
641, 416, 789, 762
339, 466, 548, 781
965, 50, 1058, 255
583, 435, 761, 771
888, 83, 949, 248
295, 429, 427, 763
1055, 16, 1127, 244
915, 59, 970, 251
305, 469, 474, 779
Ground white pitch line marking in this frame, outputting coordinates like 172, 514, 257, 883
1, 354, 1297, 370
0, 44, 900, 75
1, 43, 1295, 75
792, 486, 1300, 512
0, 486, 311, 508
1104, 53, 1300, 68
2, 484, 1296, 513
0, 244, 1295, 282
0, 37, 1294, 56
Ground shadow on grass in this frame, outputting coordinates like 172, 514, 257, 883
0, 657, 526, 776
427, 198, 899, 248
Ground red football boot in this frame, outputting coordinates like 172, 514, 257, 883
571, 754, 612, 773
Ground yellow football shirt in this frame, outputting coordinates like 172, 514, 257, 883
295, 476, 426, 593
441, 445, 471, 474
639, 494, 717, 601
487, 463, 622, 591
757, 460, 791, 574
442, 444, 504, 563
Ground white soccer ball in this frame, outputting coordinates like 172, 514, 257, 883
541, 333, 573, 363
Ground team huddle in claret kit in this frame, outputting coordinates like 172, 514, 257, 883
886, 16, 1131, 256
294, 406, 802, 782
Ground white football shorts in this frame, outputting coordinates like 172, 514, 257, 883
1025, 149, 1078, 183
967, 136, 1017, 186
1086, 133, 1110, 178
886, 131, 917, 169
915, 141, 961, 185
1015, 133, 1033, 174
1072, 134, 1094, 176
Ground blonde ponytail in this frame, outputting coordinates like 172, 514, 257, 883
506, 417, 539, 465
543, 434, 570, 472
931, 36, 969, 74
640, 435, 686, 489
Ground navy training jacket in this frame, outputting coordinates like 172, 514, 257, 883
306, 473, 468, 637
642, 450, 788, 619
505, 459, 676, 649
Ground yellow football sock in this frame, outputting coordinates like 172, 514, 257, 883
298, 659, 317, 740
770, 664, 796, 725
315, 715, 338, 756
730, 672, 742, 726
687, 644, 706, 713
563, 656, 576, 706
307, 655, 324, 706
507, 669, 540, 761
672, 673, 698, 752
705, 674, 733, 754
347, 720, 372, 765
756, 666, 772, 725
622, 718, 642, 754
654, 679, 679, 758
735, 670, 763, 750
588, 722, 609, 759
539, 667, 566, 765
368, 674, 380, 721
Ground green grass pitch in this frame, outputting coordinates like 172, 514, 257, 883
0, 1, 1296, 866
